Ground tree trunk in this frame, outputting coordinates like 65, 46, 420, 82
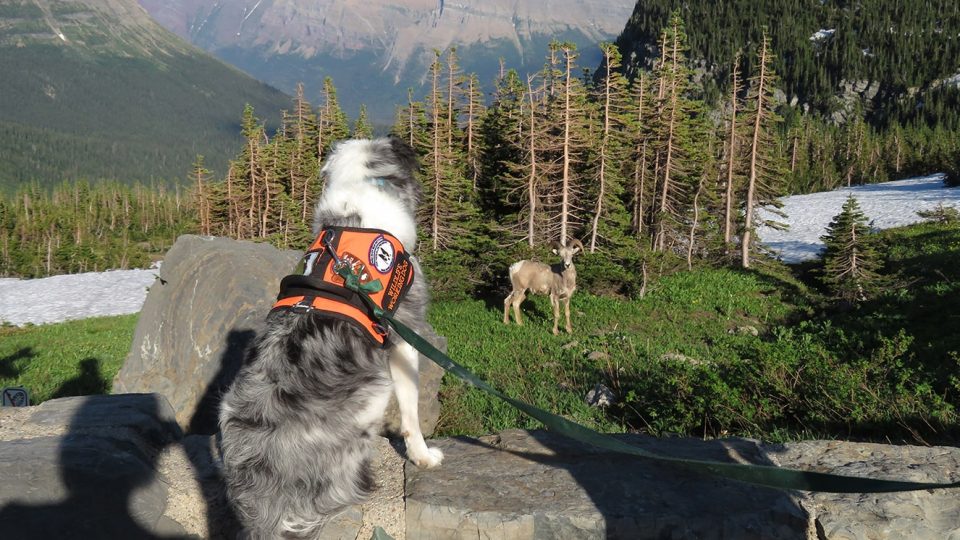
741, 37, 769, 269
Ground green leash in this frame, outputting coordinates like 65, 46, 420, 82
334, 264, 960, 494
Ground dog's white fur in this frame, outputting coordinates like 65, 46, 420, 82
219, 137, 441, 539
315, 139, 419, 251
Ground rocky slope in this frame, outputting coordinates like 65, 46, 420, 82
138, 0, 635, 122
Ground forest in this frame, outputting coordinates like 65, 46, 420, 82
2, 11, 959, 295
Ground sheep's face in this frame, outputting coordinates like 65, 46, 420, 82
551, 239, 583, 269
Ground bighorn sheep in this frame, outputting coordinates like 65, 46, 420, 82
503, 238, 583, 334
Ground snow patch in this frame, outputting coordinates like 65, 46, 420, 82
810, 29, 836, 41
757, 174, 960, 264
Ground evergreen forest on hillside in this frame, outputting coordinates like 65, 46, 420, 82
0, 30, 289, 190
614, 0, 960, 124
3, 11, 959, 289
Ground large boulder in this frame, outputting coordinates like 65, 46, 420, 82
112, 234, 445, 436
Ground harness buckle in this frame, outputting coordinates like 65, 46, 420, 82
291, 297, 314, 313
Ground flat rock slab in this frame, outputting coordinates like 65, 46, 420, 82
0, 394, 186, 537
772, 440, 960, 540
406, 429, 808, 539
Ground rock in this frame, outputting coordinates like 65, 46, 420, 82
660, 352, 705, 365
585, 383, 615, 407
405, 429, 809, 539
586, 351, 609, 361
729, 325, 760, 336
0, 394, 408, 540
113, 235, 299, 433
3, 394, 959, 540
0, 394, 186, 537
771, 440, 960, 540
113, 234, 445, 437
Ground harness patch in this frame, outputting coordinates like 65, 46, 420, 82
331, 252, 373, 286
369, 234, 396, 273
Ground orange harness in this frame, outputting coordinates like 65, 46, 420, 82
272, 227, 415, 346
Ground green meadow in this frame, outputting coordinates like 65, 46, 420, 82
3, 222, 958, 444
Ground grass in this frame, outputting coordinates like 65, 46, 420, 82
3, 221, 957, 445
427, 268, 806, 438
0, 314, 138, 404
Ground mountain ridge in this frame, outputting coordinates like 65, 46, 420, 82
138, 0, 636, 122
0, 0, 292, 188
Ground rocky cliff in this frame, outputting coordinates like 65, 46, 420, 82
138, 0, 635, 122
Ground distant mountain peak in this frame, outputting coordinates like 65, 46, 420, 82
139, 0, 635, 122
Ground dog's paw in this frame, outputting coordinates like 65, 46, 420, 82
412, 446, 444, 469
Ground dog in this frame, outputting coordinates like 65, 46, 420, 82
218, 137, 443, 539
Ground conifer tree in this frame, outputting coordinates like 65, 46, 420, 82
820, 195, 881, 303
552, 41, 590, 245
418, 50, 477, 253
317, 76, 350, 159
722, 51, 744, 248
650, 13, 703, 253
626, 71, 653, 239
286, 83, 320, 221
391, 89, 429, 151
191, 155, 212, 235
463, 73, 486, 191
587, 43, 632, 254
740, 31, 787, 268
353, 105, 373, 139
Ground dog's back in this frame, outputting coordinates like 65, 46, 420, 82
219, 137, 436, 539
219, 313, 393, 538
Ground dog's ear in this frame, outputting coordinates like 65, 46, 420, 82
388, 136, 419, 174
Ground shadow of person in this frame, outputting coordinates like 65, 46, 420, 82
51, 357, 108, 399
423, 429, 810, 539
0, 346, 34, 378
0, 394, 189, 538
182, 328, 256, 539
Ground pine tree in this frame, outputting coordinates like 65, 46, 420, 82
552, 41, 591, 245
353, 105, 374, 139
821, 195, 881, 303
463, 73, 486, 191
191, 155, 212, 235
650, 13, 704, 253
740, 31, 787, 268
587, 42, 632, 254
317, 76, 350, 159
722, 51, 744, 248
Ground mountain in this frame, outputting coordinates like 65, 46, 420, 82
611, 0, 960, 126
138, 0, 636, 124
0, 0, 291, 189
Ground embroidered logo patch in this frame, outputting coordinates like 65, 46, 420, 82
369, 235, 396, 273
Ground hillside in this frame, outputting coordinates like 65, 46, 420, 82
0, 0, 291, 189
613, 0, 960, 126
137, 0, 636, 123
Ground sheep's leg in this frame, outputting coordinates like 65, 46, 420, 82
511, 290, 526, 326
564, 296, 573, 333
503, 292, 513, 324
551, 295, 561, 335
